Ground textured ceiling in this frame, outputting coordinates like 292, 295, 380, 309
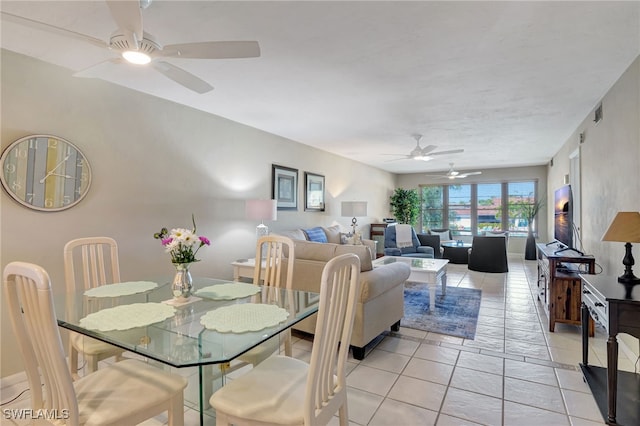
2, 1, 639, 174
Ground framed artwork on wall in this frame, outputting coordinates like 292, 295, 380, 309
272, 164, 298, 210
304, 172, 325, 211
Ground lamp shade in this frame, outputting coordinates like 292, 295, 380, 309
341, 201, 368, 217
601, 212, 640, 243
245, 199, 277, 221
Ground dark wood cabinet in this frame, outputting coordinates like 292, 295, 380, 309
537, 243, 595, 333
370, 223, 388, 258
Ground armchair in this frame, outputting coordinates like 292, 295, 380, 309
468, 236, 509, 273
417, 233, 443, 258
384, 225, 434, 258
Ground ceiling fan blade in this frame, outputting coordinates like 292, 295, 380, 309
0, 11, 107, 49
461, 171, 482, 177
420, 145, 437, 155
152, 61, 213, 94
73, 58, 124, 78
106, 0, 143, 49
161, 41, 261, 59
429, 149, 465, 156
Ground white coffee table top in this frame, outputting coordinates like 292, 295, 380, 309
373, 256, 449, 272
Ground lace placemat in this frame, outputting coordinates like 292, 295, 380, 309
83, 281, 158, 298
79, 303, 176, 331
194, 283, 260, 300
200, 303, 289, 333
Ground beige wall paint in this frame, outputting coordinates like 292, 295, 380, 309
0, 50, 396, 377
549, 56, 640, 359
397, 165, 549, 253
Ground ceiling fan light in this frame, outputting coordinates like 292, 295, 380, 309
420, 156, 433, 162
122, 50, 151, 64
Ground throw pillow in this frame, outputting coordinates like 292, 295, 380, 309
303, 227, 328, 243
322, 225, 342, 244
335, 244, 373, 272
430, 230, 451, 241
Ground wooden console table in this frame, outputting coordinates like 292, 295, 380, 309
579, 274, 640, 425
537, 243, 595, 333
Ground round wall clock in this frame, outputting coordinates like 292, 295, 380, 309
0, 135, 92, 211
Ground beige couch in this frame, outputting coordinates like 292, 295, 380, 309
277, 225, 377, 262
283, 239, 410, 360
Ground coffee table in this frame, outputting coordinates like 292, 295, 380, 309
373, 257, 449, 310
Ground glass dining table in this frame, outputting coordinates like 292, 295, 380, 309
53, 276, 320, 425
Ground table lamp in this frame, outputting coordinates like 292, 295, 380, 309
341, 201, 368, 236
601, 211, 640, 298
245, 199, 277, 238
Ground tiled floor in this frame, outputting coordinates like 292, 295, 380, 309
2, 257, 638, 425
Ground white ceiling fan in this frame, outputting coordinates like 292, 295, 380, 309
1, 0, 260, 94
384, 134, 464, 162
426, 163, 482, 179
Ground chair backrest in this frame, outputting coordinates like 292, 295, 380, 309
253, 235, 295, 289
3, 262, 80, 420
304, 253, 361, 425
63, 237, 121, 293
468, 236, 509, 273
384, 225, 419, 252
417, 233, 442, 258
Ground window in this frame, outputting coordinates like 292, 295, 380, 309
448, 184, 471, 233
419, 180, 538, 236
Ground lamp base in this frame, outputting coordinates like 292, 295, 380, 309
256, 223, 269, 238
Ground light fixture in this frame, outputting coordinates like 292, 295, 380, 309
245, 199, 277, 238
601, 211, 640, 298
122, 50, 151, 65
341, 201, 368, 236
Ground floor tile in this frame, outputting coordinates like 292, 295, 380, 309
347, 364, 399, 396
455, 350, 505, 375
369, 398, 438, 426
360, 349, 410, 374
374, 335, 420, 356
562, 388, 604, 422
344, 387, 385, 426
449, 366, 503, 398
436, 413, 483, 425
402, 357, 454, 385
504, 358, 558, 386
504, 376, 566, 414
503, 400, 570, 425
387, 375, 447, 411
414, 343, 460, 365
441, 387, 503, 425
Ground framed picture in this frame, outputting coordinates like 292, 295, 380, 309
304, 172, 325, 212
272, 164, 298, 210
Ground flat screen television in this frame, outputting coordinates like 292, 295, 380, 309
554, 185, 573, 248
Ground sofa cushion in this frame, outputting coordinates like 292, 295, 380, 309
293, 240, 337, 262
334, 244, 373, 272
303, 227, 328, 243
321, 225, 342, 244
277, 229, 308, 241
429, 229, 451, 241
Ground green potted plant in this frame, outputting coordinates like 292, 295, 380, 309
510, 195, 545, 260
390, 188, 420, 226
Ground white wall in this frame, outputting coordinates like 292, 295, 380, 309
548, 56, 640, 359
397, 165, 549, 254
0, 50, 396, 377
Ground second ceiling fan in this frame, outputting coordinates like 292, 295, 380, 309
426, 163, 482, 179
385, 134, 464, 161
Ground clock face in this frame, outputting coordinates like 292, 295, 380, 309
0, 135, 91, 211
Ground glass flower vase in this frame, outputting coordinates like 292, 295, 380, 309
172, 263, 193, 300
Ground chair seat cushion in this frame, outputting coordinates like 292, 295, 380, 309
210, 355, 309, 425
70, 332, 123, 356
75, 359, 187, 425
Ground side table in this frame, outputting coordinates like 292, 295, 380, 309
579, 273, 640, 425
442, 242, 472, 264
230, 258, 265, 282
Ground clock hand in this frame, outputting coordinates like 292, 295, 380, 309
49, 173, 77, 179
39, 155, 71, 183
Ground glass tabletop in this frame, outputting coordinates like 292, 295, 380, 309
55, 277, 319, 368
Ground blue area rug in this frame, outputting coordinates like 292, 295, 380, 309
403, 283, 481, 339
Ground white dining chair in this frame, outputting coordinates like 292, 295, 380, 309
211, 253, 361, 426
64, 236, 125, 379
4, 261, 188, 426
237, 234, 296, 366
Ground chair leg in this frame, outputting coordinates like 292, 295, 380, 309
167, 392, 185, 426
284, 328, 292, 357
338, 403, 349, 426
68, 343, 80, 381
87, 354, 99, 374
